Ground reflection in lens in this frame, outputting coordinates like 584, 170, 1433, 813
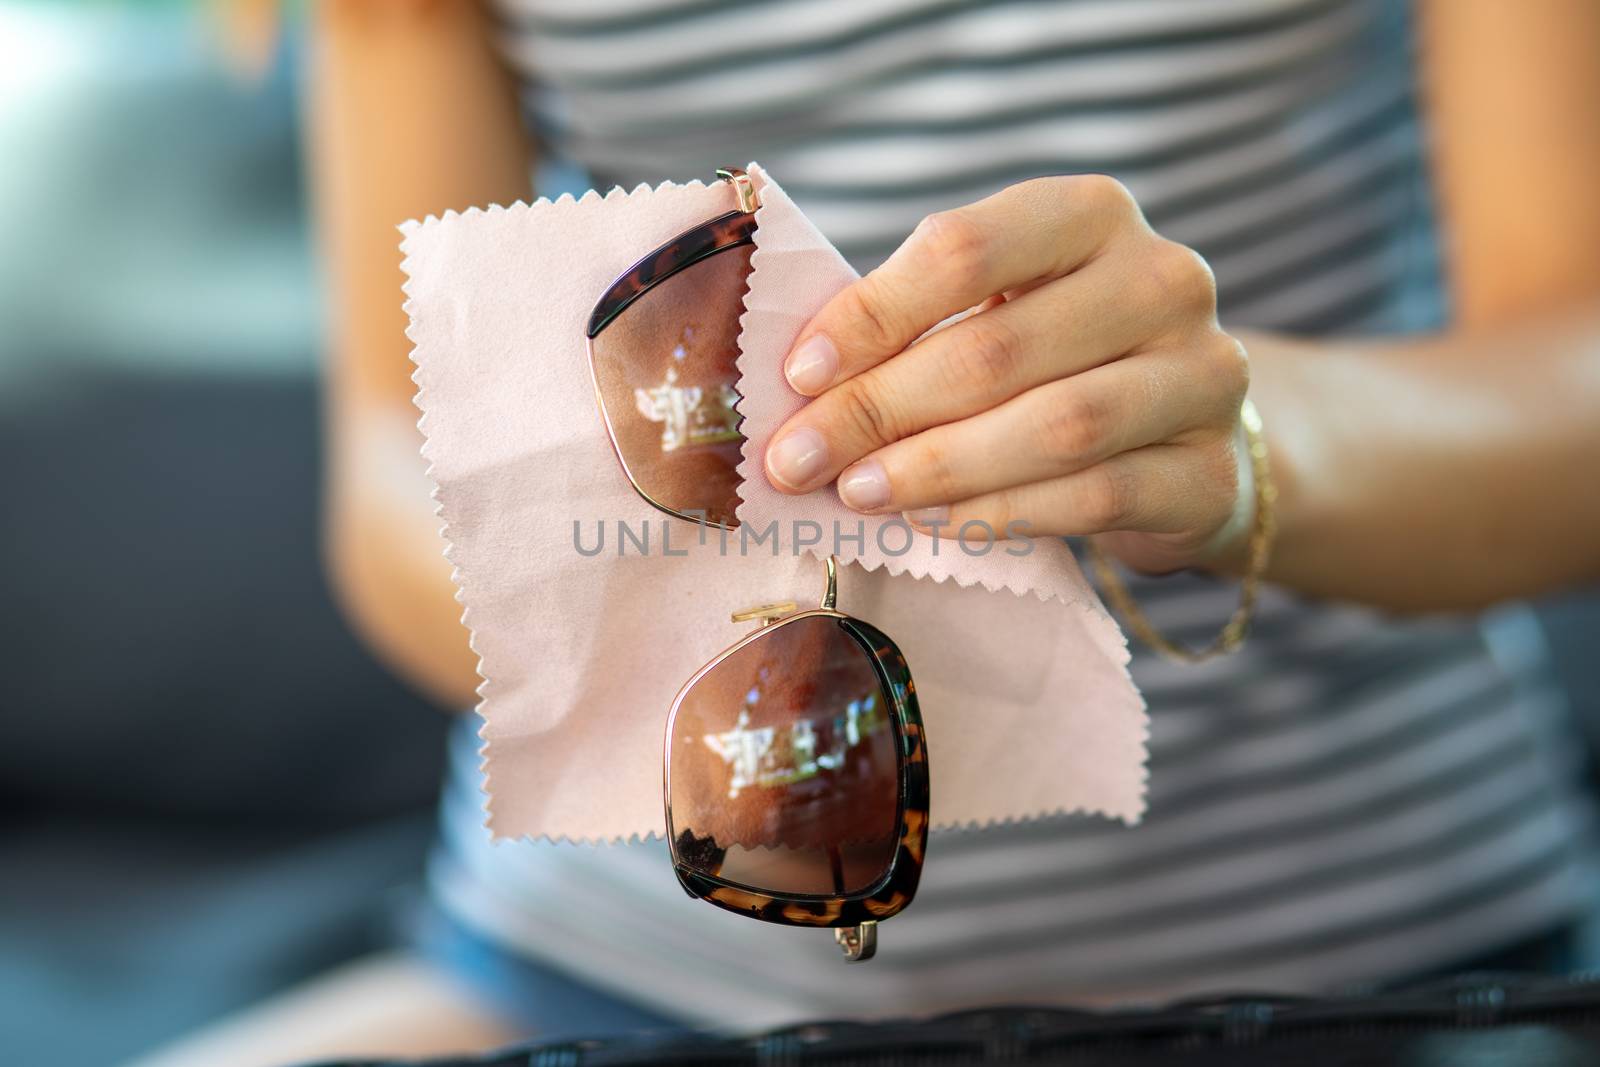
589, 244, 751, 527
667, 615, 901, 897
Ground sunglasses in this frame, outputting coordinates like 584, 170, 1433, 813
584, 169, 929, 961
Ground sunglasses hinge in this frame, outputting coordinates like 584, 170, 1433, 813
716, 166, 761, 213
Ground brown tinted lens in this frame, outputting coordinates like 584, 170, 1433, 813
668, 616, 901, 897
589, 245, 752, 527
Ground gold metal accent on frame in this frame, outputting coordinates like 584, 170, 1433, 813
730, 602, 797, 626
730, 555, 838, 626
835, 921, 877, 962
716, 166, 761, 213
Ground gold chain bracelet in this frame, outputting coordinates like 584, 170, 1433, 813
1086, 397, 1278, 664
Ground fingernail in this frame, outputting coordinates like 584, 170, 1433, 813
904, 506, 949, 527
766, 427, 829, 490
784, 335, 838, 396
838, 459, 892, 511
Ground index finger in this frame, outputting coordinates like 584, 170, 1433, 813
781, 174, 1138, 397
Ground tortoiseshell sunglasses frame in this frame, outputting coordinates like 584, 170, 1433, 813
584, 169, 759, 529
584, 170, 930, 961
663, 558, 930, 962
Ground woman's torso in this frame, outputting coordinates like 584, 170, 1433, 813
427, 0, 1596, 1026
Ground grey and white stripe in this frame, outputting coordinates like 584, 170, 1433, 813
431, 0, 1596, 1022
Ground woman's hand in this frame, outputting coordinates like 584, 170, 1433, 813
763, 175, 1250, 574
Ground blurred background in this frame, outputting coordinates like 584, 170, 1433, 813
2, 3, 1598, 1067
1, 5, 451, 1065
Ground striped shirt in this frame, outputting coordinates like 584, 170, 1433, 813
429, 0, 1597, 1024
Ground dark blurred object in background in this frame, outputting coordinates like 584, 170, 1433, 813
0, 7, 447, 1066
305, 978, 1600, 1067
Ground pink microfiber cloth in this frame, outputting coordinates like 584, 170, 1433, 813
401, 164, 1147, 843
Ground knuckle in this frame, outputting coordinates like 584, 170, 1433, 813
1036, 389, 1109, 465
962, 491, 1014, 539
907, 436, 960, 503
1145, 239, 1217, 315
1080, 463, 1139, 530
914, 209, 991, 288
1070, 173, 1137, 217
945, 314, 1023, 393
959, 512, 1003, 544
1211, 333, 1251, 405
838, 277, 906, 354
1179, 331, 1250, 421
833, 377, 902, 449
